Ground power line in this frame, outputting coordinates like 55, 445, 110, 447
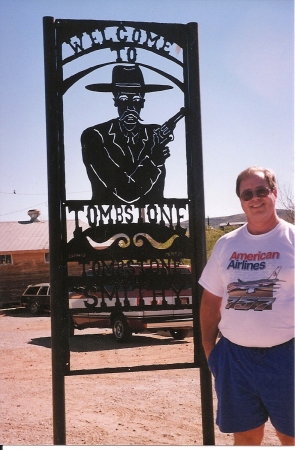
0, 190, 92, 218
0, 202, 48, 217
0, 191, 47, 196
0, 190, 91, 195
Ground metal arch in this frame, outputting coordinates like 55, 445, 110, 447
56, 19, 186, 65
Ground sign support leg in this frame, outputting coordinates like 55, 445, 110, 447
43, 16, 67, 445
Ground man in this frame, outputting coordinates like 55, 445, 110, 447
81, 64, 172, 205
199, 166, 294, 445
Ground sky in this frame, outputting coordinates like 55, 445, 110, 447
0, 0, 294, 223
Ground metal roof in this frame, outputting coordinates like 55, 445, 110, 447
0, 220, 87, 252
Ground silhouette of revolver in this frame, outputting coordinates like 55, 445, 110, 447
154, 107, 185, 147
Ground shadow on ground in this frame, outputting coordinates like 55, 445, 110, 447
29, 331, 189, 352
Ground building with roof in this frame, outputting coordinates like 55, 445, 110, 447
0, 209, 86, 306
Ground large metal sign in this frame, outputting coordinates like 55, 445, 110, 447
43, 17, 214, 445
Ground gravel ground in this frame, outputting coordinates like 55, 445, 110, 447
0, 309, 280, 446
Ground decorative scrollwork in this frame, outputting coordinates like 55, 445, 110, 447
67, 222, 190, 262
133, 233, 179, 249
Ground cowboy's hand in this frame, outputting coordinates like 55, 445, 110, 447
151, 146, 170, 167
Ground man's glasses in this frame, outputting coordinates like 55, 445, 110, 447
239, 187, 273, 202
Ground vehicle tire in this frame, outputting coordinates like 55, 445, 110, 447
170, 329, 188, 340
30, 301, 40, 315
112, 315, 132, 343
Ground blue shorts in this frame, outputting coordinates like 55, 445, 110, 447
208, 336, 295, 436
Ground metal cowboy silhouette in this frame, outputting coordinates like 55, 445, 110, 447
81, 64, 177, 205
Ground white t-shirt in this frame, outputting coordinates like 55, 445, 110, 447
199, 219, 295, 347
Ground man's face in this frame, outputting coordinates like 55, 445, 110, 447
114, 92, 145, 128
239, 171, 277, 230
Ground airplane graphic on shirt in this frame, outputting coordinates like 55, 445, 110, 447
227, 266, 284, 294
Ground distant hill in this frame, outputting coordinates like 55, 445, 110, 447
182, 209, 289, 229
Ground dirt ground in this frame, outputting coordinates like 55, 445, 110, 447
0, 309, 281, 446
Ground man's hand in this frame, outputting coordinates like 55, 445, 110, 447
151, 146, 170, 167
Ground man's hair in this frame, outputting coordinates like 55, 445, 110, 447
236, 166, 277, 197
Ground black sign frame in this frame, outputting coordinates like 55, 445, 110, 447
43, 16, 214, 445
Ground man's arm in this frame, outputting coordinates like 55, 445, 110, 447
200, 289, 222, 360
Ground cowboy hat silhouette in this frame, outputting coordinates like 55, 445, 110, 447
85, 64, 173, 94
